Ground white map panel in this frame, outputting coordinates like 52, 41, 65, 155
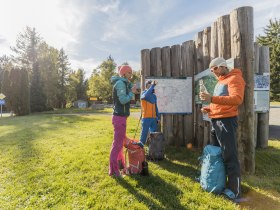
146, 78, 192, 114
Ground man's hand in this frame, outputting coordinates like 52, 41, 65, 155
201, 107, 210, 114
152, 80, 158, 85
200, 92, 212, 103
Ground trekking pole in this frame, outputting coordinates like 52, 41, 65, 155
133, 111, 142, 140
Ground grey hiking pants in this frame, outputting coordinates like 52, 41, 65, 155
210, 116, 241, 197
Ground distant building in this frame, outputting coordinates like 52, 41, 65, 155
73, 100, 88, 108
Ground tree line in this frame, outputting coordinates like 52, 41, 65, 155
0, 26, 140, 116
257, 19, 280, 101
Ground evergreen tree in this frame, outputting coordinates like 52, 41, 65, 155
30, 62, 46, 112
38, 42, 60, 109
75, 69, 88, 100
0, 55, 13, 92
57, 48, 70, 108
11, 26, 41, 70
11, 26, 48, 112
257, 19, 280, 101
2, 68, 29, 115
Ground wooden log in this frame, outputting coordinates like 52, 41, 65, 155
202, 27, 211, 70
217, 15, 231, 59
141, 49, 150, 91
253, 43, 260, 148
257, 46, 270, 148
254, 43, 260, 74
161, 46, 174, 145
202, 27, 211, 147
182, 41, 195, 147
171, 44, 184, 146
230, 6, 255, 174
150, 47, 162, 132
195, 31, 204, 73
210, 21, 219, 59
150, 47, 161, 77
194, 31, 204, 148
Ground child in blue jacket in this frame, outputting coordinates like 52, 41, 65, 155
136, 80, 160, 148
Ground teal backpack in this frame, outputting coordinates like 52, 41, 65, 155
199, 145, 226, 194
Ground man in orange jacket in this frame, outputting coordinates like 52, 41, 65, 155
200, 57, 245, 200
135, 80, 160, 148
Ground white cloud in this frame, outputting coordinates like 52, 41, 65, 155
70, 57, 101, 78
154, 12, 217, 41
0, 0, 88, 55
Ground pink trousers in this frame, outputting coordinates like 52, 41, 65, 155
109, 115, 126, 176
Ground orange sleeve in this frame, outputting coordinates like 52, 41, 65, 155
211, 77, 245, 106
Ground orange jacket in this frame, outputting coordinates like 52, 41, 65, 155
208, 69, 245, 119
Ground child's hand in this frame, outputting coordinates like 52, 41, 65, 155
132, 84, 137, 93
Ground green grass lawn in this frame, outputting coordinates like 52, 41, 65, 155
0, 113, 279, 209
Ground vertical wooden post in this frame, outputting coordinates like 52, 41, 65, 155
150, 47, 162, 132
171, 44, 184, 146
209, 21, 219, 147
202, 27, 211, 69
257, 46, 270, 148
194, 31, 204, 148
230, 6, 255, 174
141, 49, 150, 91
161, 46, 174, 145
253, 43, 260, 148
150, 48, 161, 77
182, 40, 195, 147
202, 27, 211, 147
210, 21, 218, 60
217, 15, 231, 59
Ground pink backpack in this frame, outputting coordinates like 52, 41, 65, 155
123, 137, 145, 175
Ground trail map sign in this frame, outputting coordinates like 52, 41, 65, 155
254, 73, 270, 112
145, 77, 192, 114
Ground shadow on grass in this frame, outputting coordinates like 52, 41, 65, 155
149, 146, 201, 181
239, 185, 280, 210
116, 174, 185, 210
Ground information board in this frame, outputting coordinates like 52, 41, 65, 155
145, 77, 192, 114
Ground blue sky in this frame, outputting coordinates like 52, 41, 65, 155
0, 0, 280, 77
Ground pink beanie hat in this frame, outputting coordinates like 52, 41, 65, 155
118, 65, 132, 76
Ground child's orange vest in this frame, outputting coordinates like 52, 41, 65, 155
141, 100, 156, 118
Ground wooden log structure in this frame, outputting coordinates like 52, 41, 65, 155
230, 6, 255, 174
139, 6, 268, 174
